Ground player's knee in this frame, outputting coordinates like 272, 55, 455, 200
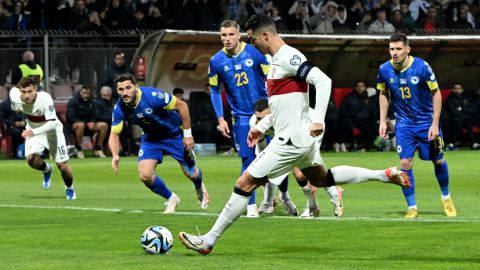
293, 167, 305, 181
26, 155, 37, 167
400, 159, 413, 169
138, 171, 154, 182
97, 122, 108, 131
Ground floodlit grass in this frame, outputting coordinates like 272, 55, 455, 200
1, 152, 479, 269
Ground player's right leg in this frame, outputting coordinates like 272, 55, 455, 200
25, 134, 53, 189
179, 171, 268, 255
293, 167, 319, 218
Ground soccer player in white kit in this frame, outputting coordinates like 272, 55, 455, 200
179, 14, 410, 255
10, 77, 76, 200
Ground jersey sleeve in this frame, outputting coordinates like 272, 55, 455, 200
282, 49, 308, 76
423, 61, 439, 91
149, 89, 176, 110
111, 104, 125, 134
42, 94, 57, 121
9, 87, 22, 111
249, 114, 257, 128
208, 59, 221, 93
376, 66, 387, 93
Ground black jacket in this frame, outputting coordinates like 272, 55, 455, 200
446, 93, 470, 119
94, 97, 116, 123
99, 62, 134, 98
0, 98, 25, 127
340, 90, 371, 120
67, 92, 96, 124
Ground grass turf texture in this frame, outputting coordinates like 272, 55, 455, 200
0, 152, 479, 269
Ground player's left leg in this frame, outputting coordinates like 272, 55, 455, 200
293, 167, 319, 218
56, 161, 76, 200
26, 133, 53, 189
179, 171, 268, 255
276, 175, 298, 216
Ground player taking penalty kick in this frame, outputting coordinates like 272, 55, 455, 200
179, 14, 410, 255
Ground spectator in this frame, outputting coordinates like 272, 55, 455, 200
417, 6, 445, 33
99, 50, 134, 99
172, 87, 185, 101
368, 8, 395, 33
250, 0, 268, 15
289, 0, 313, 33
66, 0, 88, 31
144, 4, 167, 30
220, 0, 249, 28
0, 4, 9, 30
268, 5, 288, 32
324, 95, 346, 152
450, 7, 473, 29
67, 85, 108, 158
465, 85, 480, 149
78, 10, 109, 34
105, 0, 130, 31
171, 0, 196, 30
347, 0, 365, 30
191, 83, 217, 143
339, 80, 376, 151
132, 10, 149, 30
7, 1, 28, 31
400, 2, 417, 31
356, 10, 374, 31
196, 0, 216, 30
391, 9, 411, 34
12, 51, 44, 90
445, 83, 475, 150
408, 0, 430, 21
311, 1, 347, 34
0, 97, 25, 158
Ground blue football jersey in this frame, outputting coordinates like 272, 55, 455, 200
209, 42, 269, 123
377, 56, 439, 125
111, 87, 182, 140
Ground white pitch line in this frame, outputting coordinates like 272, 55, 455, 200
1, 204, 478, 223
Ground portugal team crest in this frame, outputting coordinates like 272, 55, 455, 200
290, 55, 301, 66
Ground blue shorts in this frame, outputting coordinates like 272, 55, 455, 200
395, 123, 444, 161
233, 123, 255, 158
138, 134, 196, 167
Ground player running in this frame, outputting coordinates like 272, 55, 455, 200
10, 77, 76, 199
108, 73, 209, 213
179, 15, 410, 255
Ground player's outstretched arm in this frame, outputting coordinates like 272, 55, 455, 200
109, 132, 121, 175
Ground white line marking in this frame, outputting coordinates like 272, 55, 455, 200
1, 204, 478, 223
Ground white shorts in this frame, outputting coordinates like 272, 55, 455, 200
25, 128, 69, 163
247, 140, 324, 185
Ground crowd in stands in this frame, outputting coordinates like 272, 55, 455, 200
1, 0, 480, 34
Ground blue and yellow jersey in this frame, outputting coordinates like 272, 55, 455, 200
111, 87, 182, 140
209, 42, 269, 124
377, 56, 439, 125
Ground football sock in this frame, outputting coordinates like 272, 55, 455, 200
325, 186, 339, 202
301, 184, 317, 209
147, 175, 172, 200
330, 166, 388, 184
263, 182, 276, 205
62, 177, 73, 188
192, 169, 203, 189
401, 169, 416, 207
434, 160, 450, 196
204, 188, 250, 247
248, 190, 256, 205
278, 176, 288, 192
43, 163, 52, 173
241, 155, 256, 205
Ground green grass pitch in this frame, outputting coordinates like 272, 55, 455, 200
1, 151, 479, 269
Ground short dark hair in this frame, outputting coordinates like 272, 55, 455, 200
389, 33, 409, 46
81, 85, 91, 91
254, 98, 269, 112
172, 87, 184, 95
204, 83, 211, 88
244, 14, 277, 34
114, 73, 137, 85
18, 77, 37, 89
114, 50, 125, 57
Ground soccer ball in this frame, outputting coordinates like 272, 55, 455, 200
140, 226, 173, 254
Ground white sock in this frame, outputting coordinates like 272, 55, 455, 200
324, 186, 338, 202
441, 194, 451, 200
263, 182, 276, 205
408, 205, 417, 210
43, 163, 52, 173
204, 192, 249, 247
301, 185, 317, 208
330, 166, 388, 184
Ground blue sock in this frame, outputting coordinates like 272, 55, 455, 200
192, 168, 203, 189
241, 155, 256, 205
401, 169, 416, 207
434, 160, 450, 196
278, 176, 288, 193
146, 175, 172, 200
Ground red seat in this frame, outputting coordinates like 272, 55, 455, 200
0, 123, 14, 159
332, 87, 353, 109
441, 89, 452, 103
